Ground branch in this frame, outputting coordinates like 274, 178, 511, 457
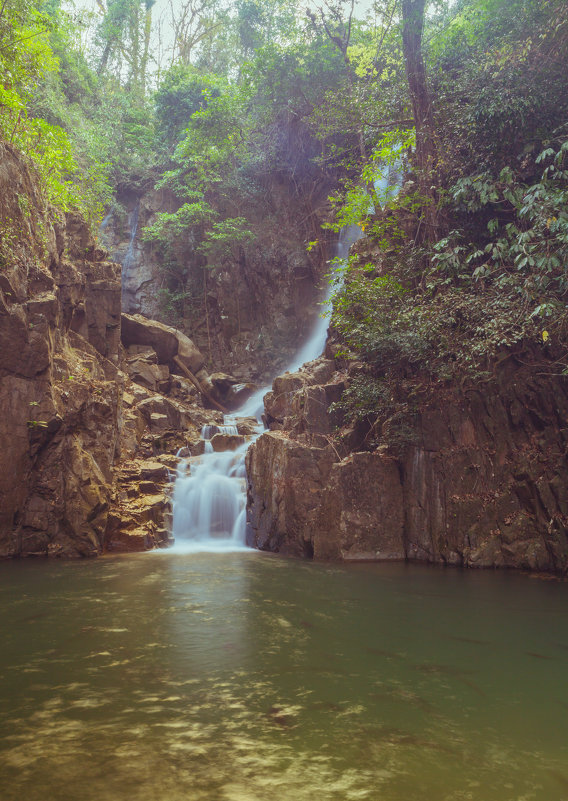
0, 29, 48, 52
374, 0, 399, 59
346, 0, 355, 49
173, 356, 228, 413
0, 0, 10, 24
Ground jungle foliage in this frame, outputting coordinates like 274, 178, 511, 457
323, 0, 568, 440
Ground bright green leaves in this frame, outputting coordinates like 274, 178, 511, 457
174, 79, 249, 188
326, 129, 412, 234
154, 66, 220, 148
198, 217, 254, 267
0, 0, 112, 224
442, 138, 568, 303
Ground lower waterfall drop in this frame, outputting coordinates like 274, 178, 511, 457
170, 418, 252, 553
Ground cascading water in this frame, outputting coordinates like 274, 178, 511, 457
171, 168, 401, 553
170, 227, 361, 553
121, 202, 140, 312
170, 418, 251, 553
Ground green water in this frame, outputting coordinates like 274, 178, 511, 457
0, 554, 567, 801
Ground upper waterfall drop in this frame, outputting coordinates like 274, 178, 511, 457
121, 202, 140, 312
237, 223, 364, 420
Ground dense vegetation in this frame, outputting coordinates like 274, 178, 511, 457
1, 0, 567, 433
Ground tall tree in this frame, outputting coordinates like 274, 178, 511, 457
401, 0, 438, 240
96, 0, 155, 99
169, 0, 224, 66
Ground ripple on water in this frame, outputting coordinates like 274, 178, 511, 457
0, 557, 567, 801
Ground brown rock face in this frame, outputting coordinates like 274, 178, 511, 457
99, 168, 336, 387
246, 431, 335, 557
0, 143, 122, 556
313, 453, 405, 561
246, 355, 568, 573
0, 142, 213, 558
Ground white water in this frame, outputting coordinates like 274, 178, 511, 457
121, 203, 140, 311
170, 420, 251, 554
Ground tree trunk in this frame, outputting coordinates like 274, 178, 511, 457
401, 0, 439, 242
139, 3, 153, 99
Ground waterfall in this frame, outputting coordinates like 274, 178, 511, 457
122, 203, 140, 312
169, 226, 364, 554
169, 152, 404, 553
238, 224, 363, 420
100, 211, 112, 233
170, 423, 251, 554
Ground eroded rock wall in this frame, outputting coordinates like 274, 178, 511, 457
99, 175, 335, 384
0, 142, 213, 557
246, 355, 568, 573
0, 142, 122, 556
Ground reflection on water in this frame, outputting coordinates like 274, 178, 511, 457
0, 556, 567, 801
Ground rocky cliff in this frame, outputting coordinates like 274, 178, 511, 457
99, 177, 334, 385
0, 141, 122, 556
246, 353, 568, 573
0, 142, 219, 557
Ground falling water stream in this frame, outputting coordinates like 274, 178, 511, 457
170, 224, 363, 553
121, 203, 140, 312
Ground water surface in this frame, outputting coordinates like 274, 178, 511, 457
0, 555, 567, 801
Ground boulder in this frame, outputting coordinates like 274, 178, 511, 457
210, 433, 246, 452
121, 313, 179, 362
176, 331, 204, 374
127, 345, 158, 362
121, 313, 205, 374
126, 357, 170, 393
236, 417, 261, 436
136, 396, 192, 431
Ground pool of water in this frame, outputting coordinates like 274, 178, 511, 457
0, 554, 567, 801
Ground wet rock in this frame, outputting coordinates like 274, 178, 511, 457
236, 417, 261, 436
246, 431, 335, 556
226, 382, 258, 409
210, 433, 246, 452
